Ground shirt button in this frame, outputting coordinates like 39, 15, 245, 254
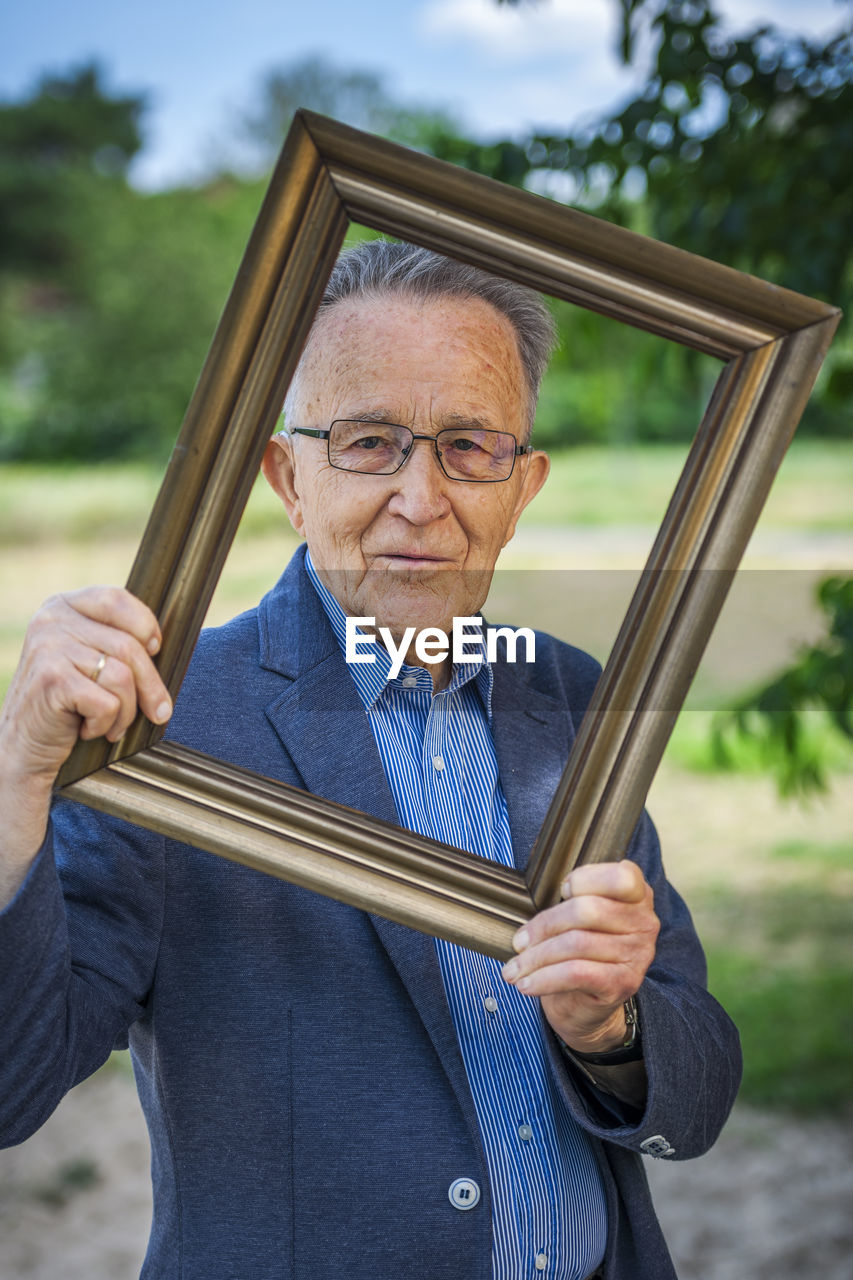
535, 1253, 548, 1271
518, 1123, 533, 1141
432, 755, 445, 771
402, 675, 418, 687
448, 1177, 480, 1210
483, 996, 498, 1013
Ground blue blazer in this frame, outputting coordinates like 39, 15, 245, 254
0, 546, 741, 1279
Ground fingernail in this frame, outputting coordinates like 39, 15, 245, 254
147, 635, 161, 655
502, 959, 519, 982
154, 700, 172, 723
512, 929, 529, 952
516, 977, 530, 993
560, 879, 572, 899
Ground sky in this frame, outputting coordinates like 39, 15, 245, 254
2, 0, 850, 189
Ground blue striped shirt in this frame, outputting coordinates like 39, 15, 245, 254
305, 552, 607, 1279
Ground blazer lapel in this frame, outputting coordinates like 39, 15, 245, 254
258, 550, 474, 1122
490, 658, 573, 873
259, 546, 397, 819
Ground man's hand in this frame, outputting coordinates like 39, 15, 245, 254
0, 586, 172, 905
501, 861, 659, 1055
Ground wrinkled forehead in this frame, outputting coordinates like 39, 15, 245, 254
289, 291, 529, 429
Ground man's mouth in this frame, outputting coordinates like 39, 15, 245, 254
375, 552, 453, 569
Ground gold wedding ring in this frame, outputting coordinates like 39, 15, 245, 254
90, 653, 108, 683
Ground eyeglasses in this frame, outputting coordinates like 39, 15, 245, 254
286, 420, 531, 483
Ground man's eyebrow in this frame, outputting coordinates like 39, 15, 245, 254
438, 412, 495, 432
341, 408, 402, 424
340, 409, 498, 431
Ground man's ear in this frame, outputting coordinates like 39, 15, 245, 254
502, 449, 550, 547
261, 435, 305, 536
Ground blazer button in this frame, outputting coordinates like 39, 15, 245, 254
640, 1134, 676, 1158
448, 1177, 481, 1210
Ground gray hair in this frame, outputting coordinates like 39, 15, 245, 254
284, 239, 556, 433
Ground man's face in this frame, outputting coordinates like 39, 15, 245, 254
262, 292, 549, 640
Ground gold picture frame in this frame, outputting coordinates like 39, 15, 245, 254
57, 111, 839, 961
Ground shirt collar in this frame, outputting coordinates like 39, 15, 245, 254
304, 548, 494, 720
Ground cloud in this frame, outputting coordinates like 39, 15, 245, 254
415, 0, 644, 137
419, 0, 613, 60
715, 0, 850, 37
421, 0, 848, 61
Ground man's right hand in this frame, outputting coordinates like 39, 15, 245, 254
0, 586, 172, 905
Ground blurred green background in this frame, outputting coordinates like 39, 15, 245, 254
1, 0, 851, 1115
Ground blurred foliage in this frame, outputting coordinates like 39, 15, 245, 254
2, 9, 852, 459
0, 170, 267, 460
534, 298, 717, 447
0, 65, 271, 460
241, 54, 463, 172
487, 0, 853, 308
0, 63, 145, 279
712, 576, 853, 796
706, 940, 853, 1113
696, 876, 853, 1114
455, 0, 853, 437
0, 60, 468, 462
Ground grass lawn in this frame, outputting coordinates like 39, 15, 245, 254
527, 438, 853, 529
1, 438, 852, 548
648, 758, 853, 1114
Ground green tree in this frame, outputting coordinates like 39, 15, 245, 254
240, 54, 462, 173
0, 66, 265, 461
546, 1, 853, 309
0, 174, 266, 461
0, 63, 145, 277
0, 59, 471, 462
712, 577, 853, 796
473, 1, 853, 435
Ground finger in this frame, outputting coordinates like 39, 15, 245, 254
77, 677, 125, 741
509, 924, 638, 975
76, 627, 171, 730
38, 658, 125, 745
45, 604, 172, 729
57, 586, 163, 656
561, 861, 648, 905
75, 649, 147, 742
510, 956, 637, 1003
512, 888, 656, 954
503, 919, 654, 992
39, 638, 146, 744
28, 621, 171, 746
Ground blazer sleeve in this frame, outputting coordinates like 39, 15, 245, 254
0, 795, 164, 1148
542, 807, 743, 1162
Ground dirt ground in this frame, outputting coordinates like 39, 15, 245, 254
1, 1062, 852, 1280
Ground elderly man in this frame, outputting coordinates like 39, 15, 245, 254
0, 241, 740, 1280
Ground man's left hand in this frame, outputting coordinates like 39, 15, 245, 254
501, 861, 660, 1054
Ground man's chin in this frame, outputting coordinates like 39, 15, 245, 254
365, 592, 458, 637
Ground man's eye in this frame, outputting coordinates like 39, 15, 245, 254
449, 436, 477, 452
353, 435, 383, 450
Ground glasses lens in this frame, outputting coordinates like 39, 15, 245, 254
437, 428, 516, 481
328, 421, 410, 474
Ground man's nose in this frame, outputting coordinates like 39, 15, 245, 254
385, 437, 452, 524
